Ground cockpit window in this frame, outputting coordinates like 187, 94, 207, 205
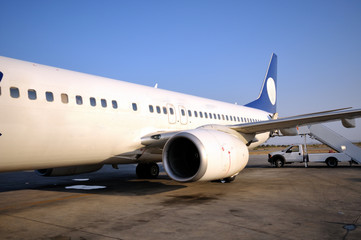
0, 71, 3, 82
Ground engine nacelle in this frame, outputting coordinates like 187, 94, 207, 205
36, 164, 103, 177
162, 129, 249, 182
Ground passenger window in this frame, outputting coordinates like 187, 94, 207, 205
112, 100, 118, 109
76, 95, 83, 105
205, 112, 208, 118
61, 93, 68, 104
149, 105, 154, 113
209, 113, 212, 119
213, 113, 216, 119
102, 99, 107, 108
10, 87, 20, 98
46, 91, 54, 102
169, 108, 174, 115
28, 89, 37, 100
132, 102, 137, 111
163, 107, 167, 114
222, 115, 225, 120
181, 109, 185, 116
217, 114, 220, 120
156, 106, 161, 113
194, 111, 198, 117
226, 115, 229, 121
237, 117, 240, 122
90, 97, 96, 107
188, 110, 192, 117
199, 112, 203, 118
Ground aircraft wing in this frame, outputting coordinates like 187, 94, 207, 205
141, 108, 361, 147
229, 108, 361, 134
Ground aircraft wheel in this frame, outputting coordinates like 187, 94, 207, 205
148, 162, 160, 179
136, 163, 147, 178
136, 163, 159, 179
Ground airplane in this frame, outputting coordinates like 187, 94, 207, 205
0, 54, 360, 183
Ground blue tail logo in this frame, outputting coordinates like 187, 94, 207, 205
245, 53, 277, 114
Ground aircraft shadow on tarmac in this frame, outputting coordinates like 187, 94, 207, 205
0, 166, 186, 195
0, 163, 359, 194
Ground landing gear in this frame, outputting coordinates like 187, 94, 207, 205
136, 162, 159, 179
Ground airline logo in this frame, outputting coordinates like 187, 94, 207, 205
267, 77, 276, 105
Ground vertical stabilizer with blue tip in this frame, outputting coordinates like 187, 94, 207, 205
245, 53, 277, 114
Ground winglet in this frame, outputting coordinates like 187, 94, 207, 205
245, 53, 277, 114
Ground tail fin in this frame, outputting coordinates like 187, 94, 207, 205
245, 53, 277, 114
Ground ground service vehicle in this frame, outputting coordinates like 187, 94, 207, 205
268, 144, 351, 167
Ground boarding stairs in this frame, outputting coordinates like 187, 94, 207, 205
305, 123, 361, 164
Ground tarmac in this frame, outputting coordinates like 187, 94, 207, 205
0, 155, 360, 240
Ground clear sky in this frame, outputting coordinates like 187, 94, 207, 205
1, 0, 360, 143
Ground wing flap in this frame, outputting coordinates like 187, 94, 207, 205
230, 108, 361, 134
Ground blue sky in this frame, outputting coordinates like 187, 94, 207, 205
1, 0, 360, 143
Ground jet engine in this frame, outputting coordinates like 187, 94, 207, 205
162, 129, 249, 182
36, 164, 103, 176
279, 127, 299, 136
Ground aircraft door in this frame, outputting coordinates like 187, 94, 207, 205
178, 106, 188, 125
167, 104, 176, 124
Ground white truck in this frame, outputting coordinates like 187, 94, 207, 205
268, 144, 352, 168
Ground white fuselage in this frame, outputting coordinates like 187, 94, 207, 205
0, 56, 270, 172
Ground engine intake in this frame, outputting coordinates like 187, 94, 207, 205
163, 129, 249, 182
